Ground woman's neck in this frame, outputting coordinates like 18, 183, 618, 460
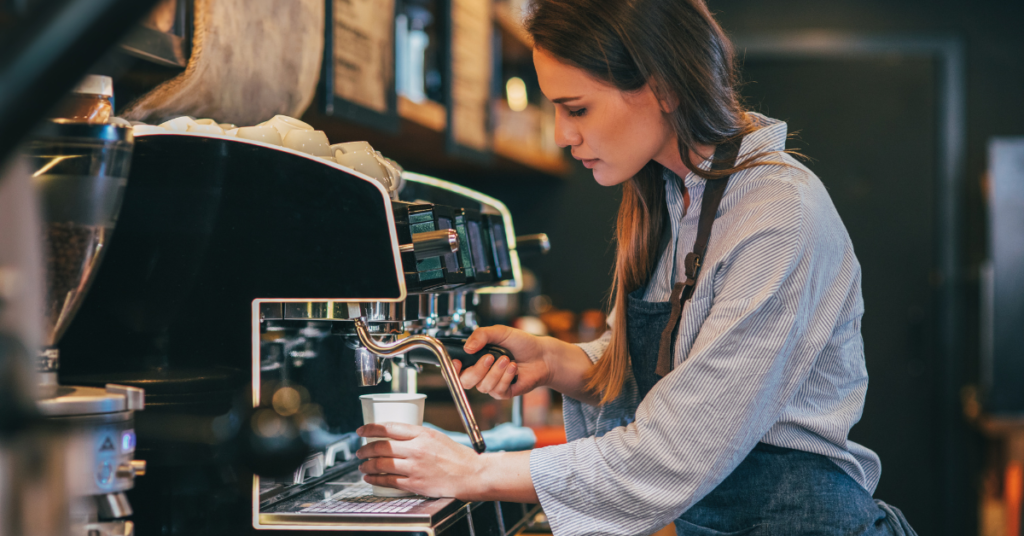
656, 139, 716, 179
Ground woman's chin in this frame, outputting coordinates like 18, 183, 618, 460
592, 167, 632, 187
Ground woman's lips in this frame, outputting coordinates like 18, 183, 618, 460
581, 158, 599, 169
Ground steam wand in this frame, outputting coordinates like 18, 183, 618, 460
353, 317, 486, 453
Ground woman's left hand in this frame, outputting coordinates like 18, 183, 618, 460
355, 423, 482, 499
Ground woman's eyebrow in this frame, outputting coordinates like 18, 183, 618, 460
551, 96, 583, 104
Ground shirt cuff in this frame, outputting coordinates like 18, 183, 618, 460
575, 332, 610, 364
530, 442, 585, 535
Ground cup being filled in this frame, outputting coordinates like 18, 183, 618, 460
359, 393, 426, 497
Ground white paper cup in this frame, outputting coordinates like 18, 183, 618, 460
263, 114, 314, 140
159, 116, 198, 132
359, 393, 426, 497
334, 147, 388, 182
331, 141, 375, 155
236, 126, 283, 145
283, 129, 333, 157
133, 125, 167, 135
187, 122, 225, 135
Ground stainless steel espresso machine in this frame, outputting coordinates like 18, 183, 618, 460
55, 132, 546, 536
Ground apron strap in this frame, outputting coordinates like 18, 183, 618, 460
655, 137, 743, 377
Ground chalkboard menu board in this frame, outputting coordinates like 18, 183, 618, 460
448, 0, 492, 156
322, 0, 399, 131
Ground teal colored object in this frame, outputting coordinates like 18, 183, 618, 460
424, 422, 536, 452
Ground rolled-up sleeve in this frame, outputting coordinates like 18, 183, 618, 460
561, 331, 639, 442
529, 185, 849, 535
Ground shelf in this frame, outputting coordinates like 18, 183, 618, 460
119, 24, 189, 68
398, 95, 446, 132
494, 134, 569, 176
304, 99, 570, 181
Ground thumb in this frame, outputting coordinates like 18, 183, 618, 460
465, 325, 512, 353
464, 327, 492, 353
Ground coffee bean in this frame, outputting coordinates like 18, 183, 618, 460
44, 222, 100, 335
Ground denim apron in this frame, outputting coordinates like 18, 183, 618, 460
625, 165, 918, 536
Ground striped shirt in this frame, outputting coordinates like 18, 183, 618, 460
529, 113, 881, 536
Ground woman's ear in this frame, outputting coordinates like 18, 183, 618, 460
649, 77, 679, 114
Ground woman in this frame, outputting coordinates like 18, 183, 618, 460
356, 0, 917, 534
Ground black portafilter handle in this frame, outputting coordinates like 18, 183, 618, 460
406, 337, 517, 383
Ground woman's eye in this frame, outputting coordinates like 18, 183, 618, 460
568, 108, 587, 118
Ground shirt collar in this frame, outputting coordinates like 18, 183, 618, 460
663, 112, 789, 189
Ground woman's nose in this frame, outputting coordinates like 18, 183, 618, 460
553, 111, 582, 148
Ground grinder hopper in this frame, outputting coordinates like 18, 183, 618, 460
25, 122, 133, 396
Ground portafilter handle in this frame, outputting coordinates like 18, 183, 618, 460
353, 317, 486, 453
406, 337, 517, 384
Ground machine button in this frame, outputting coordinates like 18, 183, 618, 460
97, 461, 113, 486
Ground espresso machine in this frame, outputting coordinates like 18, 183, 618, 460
55, 131, 547, 536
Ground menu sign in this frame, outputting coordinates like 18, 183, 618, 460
449, 0, 492, 152
331, 0, 395, 114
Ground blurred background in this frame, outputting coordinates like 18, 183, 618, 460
1, 0, 1022, 535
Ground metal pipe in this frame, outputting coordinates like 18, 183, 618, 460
354, 317, 486, 453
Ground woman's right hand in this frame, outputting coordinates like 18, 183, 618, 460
456, 325, 550, 399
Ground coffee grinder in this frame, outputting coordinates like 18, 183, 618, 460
25, 122, 147, 536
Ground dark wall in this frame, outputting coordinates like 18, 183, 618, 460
712, 0, 1024, 388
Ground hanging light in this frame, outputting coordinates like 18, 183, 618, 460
506, 77, 528, 112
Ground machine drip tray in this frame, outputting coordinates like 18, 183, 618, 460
297, 480, 429, 516
259, 468, 462, 528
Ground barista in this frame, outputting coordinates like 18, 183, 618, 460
356, 1, 918, 534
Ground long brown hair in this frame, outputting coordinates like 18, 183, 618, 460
526, 0, 779, 403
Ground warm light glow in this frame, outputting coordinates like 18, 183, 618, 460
272, 386, 301, 416
506, 77, 528, 112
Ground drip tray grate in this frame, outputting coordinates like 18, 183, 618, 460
299, 481, 426, 514
259, 467, 461, 526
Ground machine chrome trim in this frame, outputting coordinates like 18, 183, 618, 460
402, 173, 524, 293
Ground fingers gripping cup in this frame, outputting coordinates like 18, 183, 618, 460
359, 393, 426, 497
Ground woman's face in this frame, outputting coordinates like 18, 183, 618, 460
533, 47, 677, 186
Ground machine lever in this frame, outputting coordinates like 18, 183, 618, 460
407, 338, 517, 384
399, 229, 460, 260
515, 233, 550, 258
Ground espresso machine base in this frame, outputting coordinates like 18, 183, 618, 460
259, 465, 539, 535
